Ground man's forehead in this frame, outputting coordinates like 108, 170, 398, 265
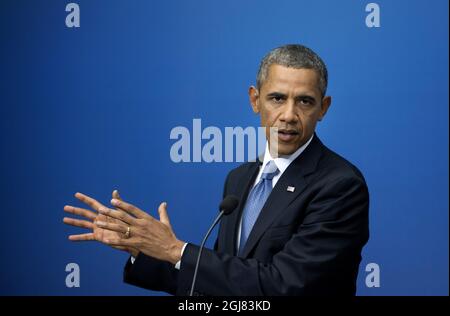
263, 65, 320, 93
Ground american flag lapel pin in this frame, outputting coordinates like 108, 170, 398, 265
287, 186, 295, 192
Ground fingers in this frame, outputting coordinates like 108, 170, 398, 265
103, 237, 135, 247
63, 217, 94, 230
68, 233, 95, 241
95, 219, 127, 234
75, 192, 105, 211
64, 205, 96, 221
97, 207, 137, 225
158, 202, 172, 229
110, 198, 149, 219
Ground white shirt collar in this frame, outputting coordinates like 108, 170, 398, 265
261, 133, 314, 174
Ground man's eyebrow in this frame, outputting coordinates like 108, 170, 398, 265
266, 92, 287, 98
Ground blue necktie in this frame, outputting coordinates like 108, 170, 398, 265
239, 160, 279, 255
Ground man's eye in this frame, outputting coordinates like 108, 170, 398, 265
272, 96, 283, 103
299, 98, 312, 105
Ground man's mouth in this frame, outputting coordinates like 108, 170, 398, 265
277, 129, 299, 142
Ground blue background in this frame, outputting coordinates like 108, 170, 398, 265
0, 0, 448, 295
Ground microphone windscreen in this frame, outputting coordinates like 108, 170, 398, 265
219, 195, 239, 215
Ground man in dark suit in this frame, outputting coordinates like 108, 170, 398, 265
64, 44, 369, 296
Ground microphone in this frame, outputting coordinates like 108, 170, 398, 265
189, 195, 239, 296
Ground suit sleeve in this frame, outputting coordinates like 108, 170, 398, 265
123, 252, 179, 295
175, 176, 369, 296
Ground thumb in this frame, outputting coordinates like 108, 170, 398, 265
158, 202, 172, 229
112, 189, 122, 201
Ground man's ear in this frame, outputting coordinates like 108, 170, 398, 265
318, 96, 332, 121
248, 86, 260, 114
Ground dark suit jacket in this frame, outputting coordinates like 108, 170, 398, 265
123, 134, 369, 296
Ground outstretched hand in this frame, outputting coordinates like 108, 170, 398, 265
63, 190, 139, 257
94, 198, 185, 264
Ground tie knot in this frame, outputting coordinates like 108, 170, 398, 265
261, 160, 279, 180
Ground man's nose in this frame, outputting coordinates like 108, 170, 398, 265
280, 101, 298, 123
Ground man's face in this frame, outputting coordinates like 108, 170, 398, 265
249, 64, 331, 156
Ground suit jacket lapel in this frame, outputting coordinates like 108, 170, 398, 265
240, 135, 324, 258
223, 161, 260, 255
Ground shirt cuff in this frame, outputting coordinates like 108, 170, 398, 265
174, 243, 188, 270
130, 243, 187, 268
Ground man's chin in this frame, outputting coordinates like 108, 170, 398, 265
271, 143, 300, 157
